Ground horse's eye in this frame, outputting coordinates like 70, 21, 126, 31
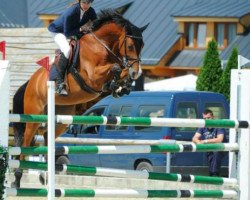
128, 45, 134, 51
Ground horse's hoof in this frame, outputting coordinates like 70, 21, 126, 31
112, 92, 120, 98
11, 181, 20, 188
121, 88, 131, 95
39, 172, 47, 185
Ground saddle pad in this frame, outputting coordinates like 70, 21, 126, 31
49, 65, 58, 81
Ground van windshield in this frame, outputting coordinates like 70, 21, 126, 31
135, 105, 165, 131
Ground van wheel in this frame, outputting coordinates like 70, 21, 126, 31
136, 162, 153, 172
56, 156, 70, 175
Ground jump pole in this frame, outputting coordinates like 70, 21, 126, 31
0, 60, 10, 200
230, 68, 250, 199
0, 60, 10, 147
36, 56, 56, 200
47, 81, 55, 200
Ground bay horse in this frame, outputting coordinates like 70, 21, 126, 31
12, 9, 148, 187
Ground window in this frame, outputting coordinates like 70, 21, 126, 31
176, 102, 198, 132
197, 24, 206, 47
216, 23, 236, 48
228, 24, 236, 44
186, 23, 207, 48
216, 24, 225, 47
79, 107, 105, 135
105, 105, 132, 131
135, 105, 165, 131
186, 23, 194, 47
205, 103, 227, 119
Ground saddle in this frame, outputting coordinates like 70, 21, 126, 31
52, 39, 79, 72
50, 39, 100, 94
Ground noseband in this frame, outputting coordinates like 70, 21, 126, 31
90, 32, 142, 69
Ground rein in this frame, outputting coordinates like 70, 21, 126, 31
89, 31, 141, 69
71, 30, 142, 96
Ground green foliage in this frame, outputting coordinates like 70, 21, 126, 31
0, 147, 7, 200
219, 47, 238, 101
196, 40, 223, 92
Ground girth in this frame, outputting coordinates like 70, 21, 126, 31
68, 39, 102, 95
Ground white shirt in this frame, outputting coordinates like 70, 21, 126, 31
80, 9, 84, 20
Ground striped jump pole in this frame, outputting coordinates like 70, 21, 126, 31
9, 159, 238, 187
9, 114, 250, 129
7, 143, 239, 156
6, 188, 237, 198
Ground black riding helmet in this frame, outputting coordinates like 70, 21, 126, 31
80, 0, 94, 3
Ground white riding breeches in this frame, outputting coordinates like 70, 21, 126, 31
50, 32, 70, 59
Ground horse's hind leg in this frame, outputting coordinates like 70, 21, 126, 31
13, 102, 44, 188
11, 127, 24, 188
11, 123, 41, 188
22, 123, 41, 148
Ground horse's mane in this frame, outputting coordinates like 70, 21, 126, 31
92, 9, 133, 32
92, 9, 144, 54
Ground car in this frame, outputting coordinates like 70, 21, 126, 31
57, 91, 229, 176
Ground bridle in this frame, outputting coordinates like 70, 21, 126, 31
119, 34, 142, 69
90, 31, 142, 69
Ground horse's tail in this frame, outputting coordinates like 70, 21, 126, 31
12, 81, 29, 147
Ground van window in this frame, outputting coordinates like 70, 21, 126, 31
176, 102, 198, 132
79, 107, 105, 135
86, 107, 105, 116
135, 105, 165, 131
205, 103, 226, 119
106, 105, 132, 131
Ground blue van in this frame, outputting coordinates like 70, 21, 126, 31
57, 91, 229, 176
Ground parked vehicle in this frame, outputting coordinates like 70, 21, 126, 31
56, 91, 229, 176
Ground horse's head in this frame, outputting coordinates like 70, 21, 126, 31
91, 10, 148, 81
87, 10, 148, 97
118, 23, 148, 80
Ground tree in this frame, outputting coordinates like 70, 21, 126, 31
196, 39, 222, 92
219, 47, 238, 101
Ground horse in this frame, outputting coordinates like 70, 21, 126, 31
11, 9, 148, 188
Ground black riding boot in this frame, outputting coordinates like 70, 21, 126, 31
56, 53, 68, 96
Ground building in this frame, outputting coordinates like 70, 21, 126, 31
1, 0, 250, 109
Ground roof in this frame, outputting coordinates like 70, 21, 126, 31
172, 0, 250, 18
123, 0, 201, 65
0, 0, 28, 28
37, 0, 134, 15
220, 33, 250, 62
0, 0, 68, 28
1, 0, 250, 67
98, 90, 222, 104
168, 50, 206, 67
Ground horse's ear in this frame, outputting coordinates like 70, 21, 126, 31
140, 23, 149, 32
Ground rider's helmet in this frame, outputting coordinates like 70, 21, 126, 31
80, 0, 94, 4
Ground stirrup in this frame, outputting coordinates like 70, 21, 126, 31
56, 82, 68, 96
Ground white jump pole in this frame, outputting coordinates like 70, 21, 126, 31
230, 68, 250, 200
0, 60, 10, 147
47, 81, 55, 200
0, 60, 10, 200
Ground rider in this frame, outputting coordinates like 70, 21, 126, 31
48, 0, 97, 96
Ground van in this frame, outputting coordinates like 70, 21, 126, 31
57, 91, 229, 176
